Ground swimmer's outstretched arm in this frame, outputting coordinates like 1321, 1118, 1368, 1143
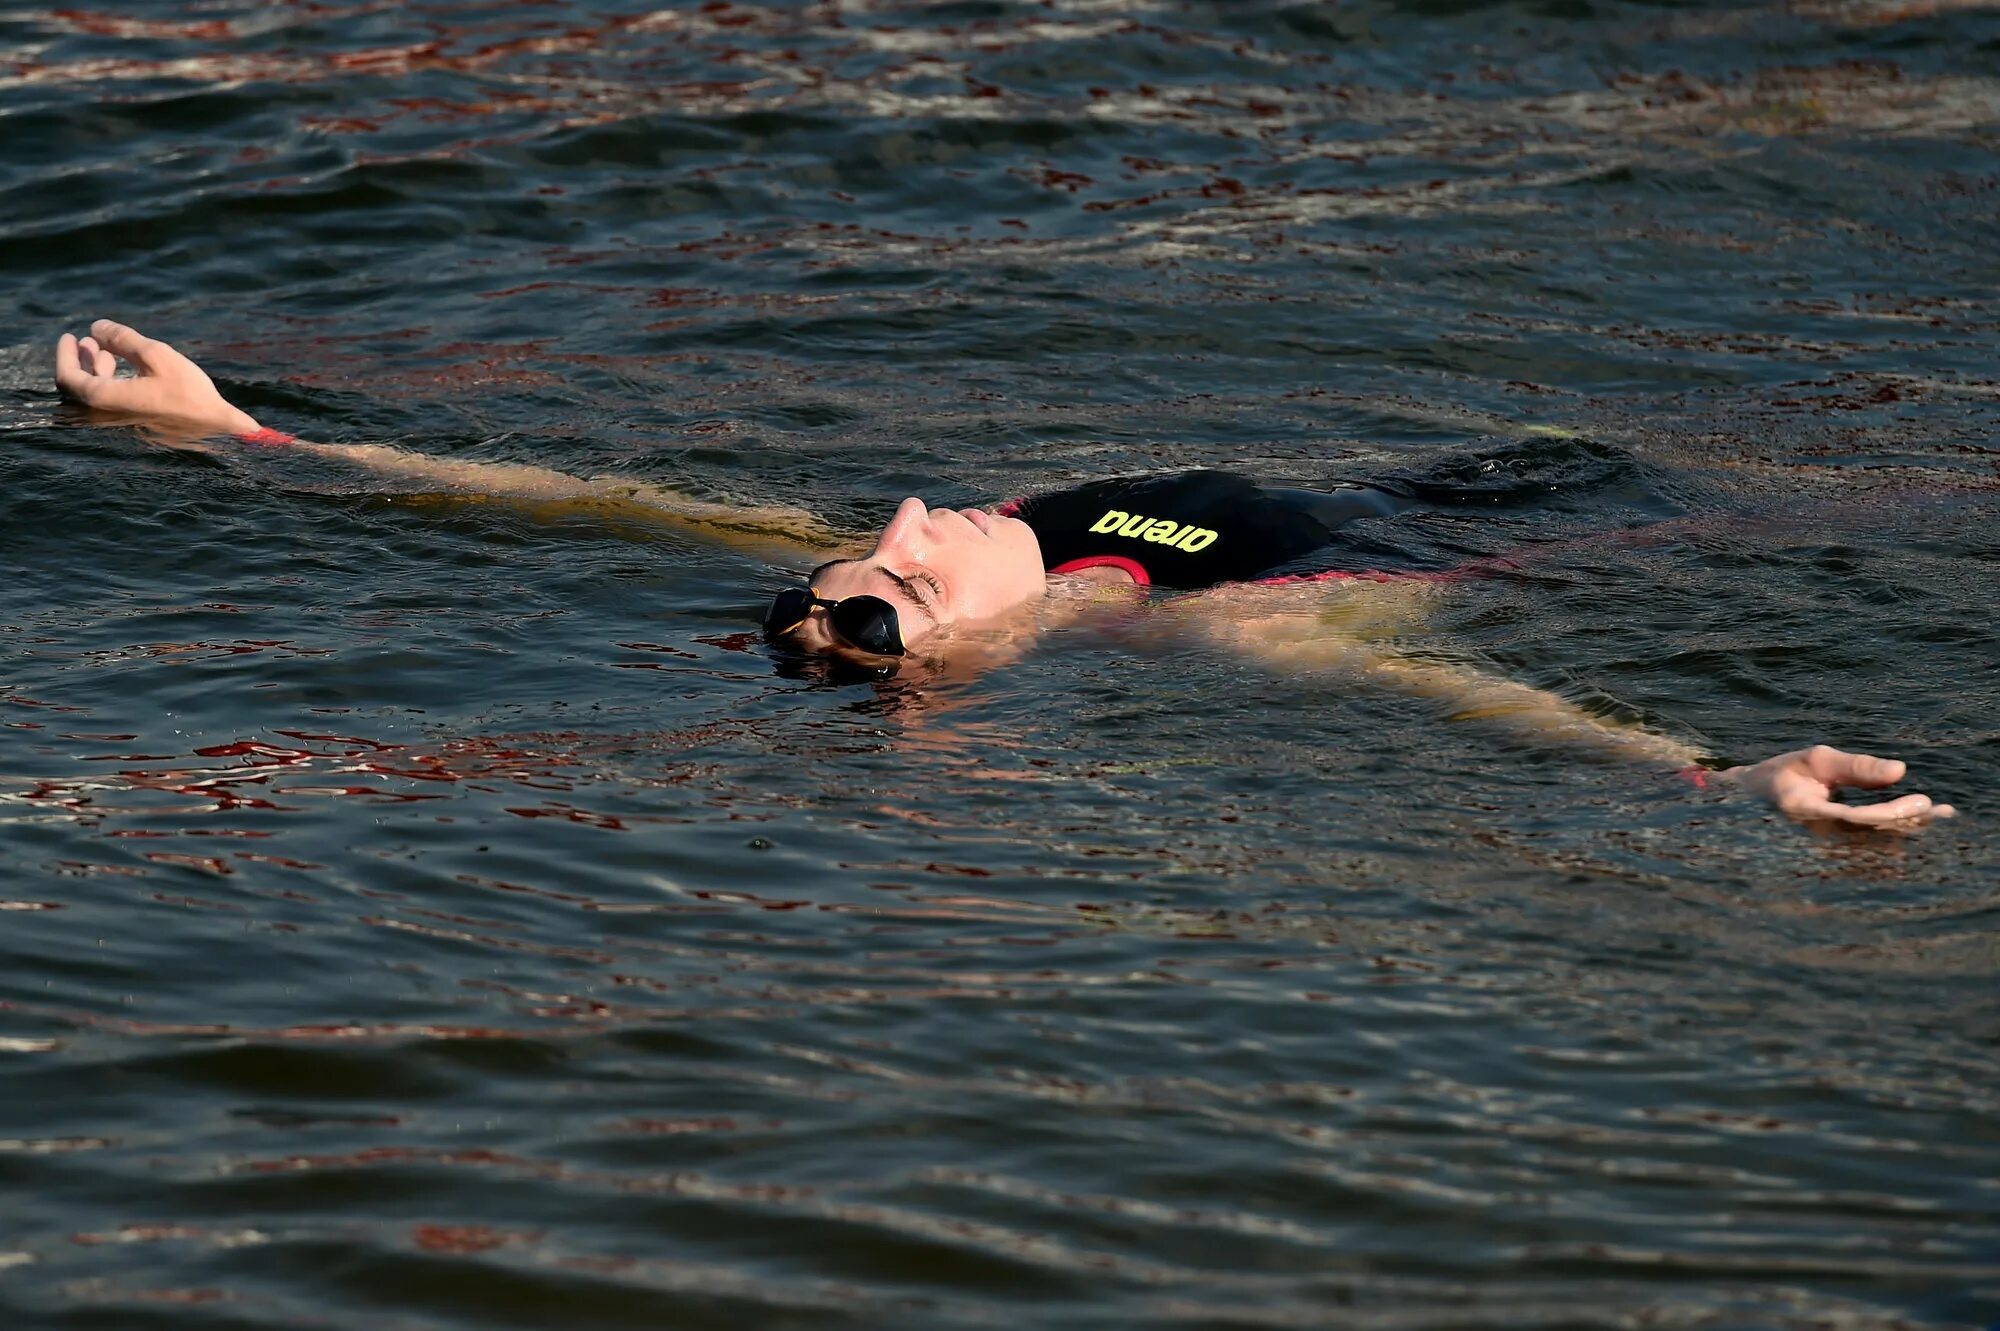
52, 321, 839, 561
1187, 589, 1955, 829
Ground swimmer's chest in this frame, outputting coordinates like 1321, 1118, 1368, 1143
1007, 471, 1358, 590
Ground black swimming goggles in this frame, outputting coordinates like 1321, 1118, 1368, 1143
764, 572, 907, 657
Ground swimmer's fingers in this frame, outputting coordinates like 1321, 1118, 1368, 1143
54, 331, 122, 405
54, 332, 84, 397
89, 319, 178, 375
1802, 746, 1906, 791
1795, 747, 1956, 822
80, 336, 119, 379
1784, 787, 1954, 827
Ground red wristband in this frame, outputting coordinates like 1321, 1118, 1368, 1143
1676, 766, 1710, 789
236, 427, 295, 447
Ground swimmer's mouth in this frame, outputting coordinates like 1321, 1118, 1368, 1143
960, 508, 991, 533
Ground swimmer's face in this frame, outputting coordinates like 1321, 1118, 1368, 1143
793, 499, 1046, 656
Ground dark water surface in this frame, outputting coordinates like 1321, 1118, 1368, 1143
3, 1, 1998, 1326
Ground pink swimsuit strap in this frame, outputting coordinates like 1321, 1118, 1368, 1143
1048, 554, 1152, 586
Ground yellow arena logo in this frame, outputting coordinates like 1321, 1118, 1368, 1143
1088, 509, 1219, 553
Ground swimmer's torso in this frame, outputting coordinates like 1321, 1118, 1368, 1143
1001, 470, 1406, 589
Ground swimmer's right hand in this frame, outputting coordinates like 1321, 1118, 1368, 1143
54, 320, 262, 438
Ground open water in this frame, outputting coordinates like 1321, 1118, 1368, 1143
2, 1, 1998, 1327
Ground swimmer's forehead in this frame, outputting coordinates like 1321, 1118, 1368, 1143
813, 558, 929, 615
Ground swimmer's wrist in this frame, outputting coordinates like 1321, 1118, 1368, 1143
228, 406, 295, 447
1675, 763, 1749, 789
214, 403, 269, 440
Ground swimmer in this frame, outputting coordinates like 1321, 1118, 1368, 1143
53, 319, 1958, 829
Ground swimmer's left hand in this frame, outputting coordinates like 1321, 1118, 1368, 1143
1718, 744, 1956, 828
53, 319, 260, 438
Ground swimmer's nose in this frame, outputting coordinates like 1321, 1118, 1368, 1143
873, 497, 932, 555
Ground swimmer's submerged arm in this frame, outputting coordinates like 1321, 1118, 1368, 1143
1360, 651, 1708, 767
280, 439, 840, 561
1193, 587, 1707, 766
52, 320, 841, 563
1179, 583, 1955, 826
